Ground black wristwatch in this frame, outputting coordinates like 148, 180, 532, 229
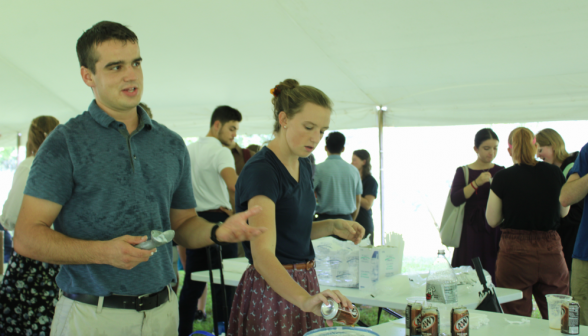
210, 223, 229, 246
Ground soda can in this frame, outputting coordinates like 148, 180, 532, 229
421, 306, 439, 336
561, 301, 580, 335
411, 302, 423, 335
451, 306, 469, 336
320, 298, 360, 326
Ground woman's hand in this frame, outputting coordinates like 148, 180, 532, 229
300, 289, 353, 326
333, 219, 365, 244
475, 172, 492, 186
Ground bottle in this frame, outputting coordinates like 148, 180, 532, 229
426, 250, 458, 335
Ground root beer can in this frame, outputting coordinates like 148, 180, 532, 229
561, 301, 580, 335
421, 307, 439, 336
320, 298, 360, 326
406, 302, 423, 335
451, 307, 469, 336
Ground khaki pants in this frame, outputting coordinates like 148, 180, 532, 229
572, 258, 588, 326
50, 288, 179, 336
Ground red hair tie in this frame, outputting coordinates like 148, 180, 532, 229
270, 86, 281, 97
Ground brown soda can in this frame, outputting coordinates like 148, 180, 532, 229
451, 307, 469, 336
320, 298, 360, 326
561, 301, 580, 335
421, 307, 439, 336
411, 302, 423, 335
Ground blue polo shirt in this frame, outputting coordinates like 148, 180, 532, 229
570, 142, 588, 261
24, 100, 196, 296
314, 155, 363, 215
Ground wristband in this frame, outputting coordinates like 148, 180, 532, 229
470, 182, 478, 194
210, 223, 229, 246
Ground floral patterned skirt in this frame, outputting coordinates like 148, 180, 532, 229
0, 252, 59, 336
227, 265, 324, 336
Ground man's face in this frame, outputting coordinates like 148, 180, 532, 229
82, 40, 143, 114
217, 120, 239, 147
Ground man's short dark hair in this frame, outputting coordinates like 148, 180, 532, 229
326, 132, 345, 154
76, 21, 138, 74
210, 106, 242, 128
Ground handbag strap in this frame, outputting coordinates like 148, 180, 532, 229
462, 165, 469, 185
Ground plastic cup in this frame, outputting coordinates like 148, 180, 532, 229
546, 294, 573, 329
406, 296, 426, 305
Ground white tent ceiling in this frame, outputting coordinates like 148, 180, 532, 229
1, 1, 587, 147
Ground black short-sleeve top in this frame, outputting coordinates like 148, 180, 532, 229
236, 147, 316, 265
491, 162, 565, 231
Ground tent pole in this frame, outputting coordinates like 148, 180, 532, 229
16, 132, 22, 165
378, 107, 385, 245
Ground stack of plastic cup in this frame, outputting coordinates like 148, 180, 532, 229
546, 294, 573, 329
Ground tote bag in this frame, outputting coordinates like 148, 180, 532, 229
439, 166, 468, 247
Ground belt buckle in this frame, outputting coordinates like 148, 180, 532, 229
306, 260, 313, 270
135, 293, 151, 311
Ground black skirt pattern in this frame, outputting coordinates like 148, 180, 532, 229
0, 252, 59, 336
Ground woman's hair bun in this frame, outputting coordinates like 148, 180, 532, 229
277, 79, 299, 90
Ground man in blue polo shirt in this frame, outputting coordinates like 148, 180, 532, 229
313, 132, 362, 224
12, 21, 264, 335
561, 141, 588, 326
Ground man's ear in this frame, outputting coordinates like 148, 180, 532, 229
81, 67, 95, 88
213, 120, 222, 131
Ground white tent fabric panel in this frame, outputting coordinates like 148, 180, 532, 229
0, 1, 587, 147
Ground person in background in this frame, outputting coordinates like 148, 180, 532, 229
246, 144, 261, 156
560, 140, 588, 326
2, 227, 12, 264
536, 128, 584, 284
487, 127, 569, 318
313, 132, 362, 224
0, 116, 60, 336
227, 79, 363, 335
179, 105, 242, 336
227, 136, 251, 175
450, 128, 504, 283
351, 149, 378, 245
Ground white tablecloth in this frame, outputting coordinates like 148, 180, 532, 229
370, 310, 587, 335
191, 257, 522, 309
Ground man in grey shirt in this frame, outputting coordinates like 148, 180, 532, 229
313, 132, 363, 223
13, 21, 265, 335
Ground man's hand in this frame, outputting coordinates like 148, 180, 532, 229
216, 206, 267, 243
100, 235, 156, 270
333, 219, 365, 245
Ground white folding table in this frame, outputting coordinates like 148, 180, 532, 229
191, 257, 522, 310
370, 310, 586, 335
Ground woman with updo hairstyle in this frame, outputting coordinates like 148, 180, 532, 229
448, 128, 504, 283
351, 149, 378, 245
0, 116, 60, 335
228, 79, 364, 335
486, 127, 570, 318
536, 128, 584, 279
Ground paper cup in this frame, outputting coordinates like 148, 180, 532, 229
546, 294, 573, 329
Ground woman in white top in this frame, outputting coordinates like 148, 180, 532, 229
0, 116, 60, 336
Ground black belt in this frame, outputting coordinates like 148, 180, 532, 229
63, 286, 169, 312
